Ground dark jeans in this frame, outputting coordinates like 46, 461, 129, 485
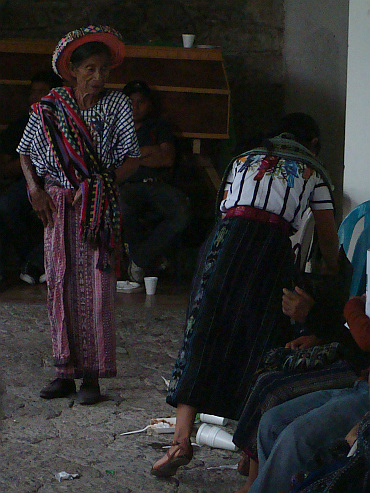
0, 177, 44, 276
119, 181, 190, 270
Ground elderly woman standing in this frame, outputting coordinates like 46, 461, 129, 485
17, 26, 140, 404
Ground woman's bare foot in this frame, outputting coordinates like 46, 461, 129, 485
151, 438, 193, 477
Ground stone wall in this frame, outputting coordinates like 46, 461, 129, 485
0, 0, 285, 150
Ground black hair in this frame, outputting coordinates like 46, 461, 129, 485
272, 112, 321, 155
31, 70, 63, 88
70, 41, 112, 68
123, 80, 152, 100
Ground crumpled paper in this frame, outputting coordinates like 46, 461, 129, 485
55, 471, 80, 482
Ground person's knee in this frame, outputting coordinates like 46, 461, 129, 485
258, 408, 282, 451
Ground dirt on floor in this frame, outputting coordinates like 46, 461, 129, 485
0, 287, 244, 492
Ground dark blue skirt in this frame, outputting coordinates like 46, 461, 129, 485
166, 216, 296, 420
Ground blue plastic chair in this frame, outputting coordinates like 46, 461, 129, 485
338, 200, 370, 296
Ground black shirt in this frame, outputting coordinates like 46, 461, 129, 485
126, 116, 174, 183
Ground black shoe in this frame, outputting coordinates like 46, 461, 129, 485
40, 378, 76, 399
76, 379, 101, 405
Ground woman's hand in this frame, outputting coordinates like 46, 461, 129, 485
29, 187, 56, 227
285, 334, 323, 349
282, 286, 315, 323
72, 187, 83, 207
345, 422, 360, 447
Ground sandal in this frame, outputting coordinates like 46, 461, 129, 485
151, 437, 193, 477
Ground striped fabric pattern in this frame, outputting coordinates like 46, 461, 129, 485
233, 361, 358, 460
221, 153, 333, 232
44, 185, 116, 378
166, 216, 297, 420
17, 89, 140, 188
17, 88, 140, 269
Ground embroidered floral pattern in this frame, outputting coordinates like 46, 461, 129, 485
236, 154, 315, 189
167, 220, 232, 398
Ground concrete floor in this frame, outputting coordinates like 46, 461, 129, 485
0, 280, 244, 493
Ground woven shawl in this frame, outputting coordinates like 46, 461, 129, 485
32, 86, 121, 271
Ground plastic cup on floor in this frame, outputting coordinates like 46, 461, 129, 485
199, 413, 228, 426
196, 423, 237, 451
144, 276, 158, 295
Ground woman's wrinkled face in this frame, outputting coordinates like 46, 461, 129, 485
71, 53, 111, 95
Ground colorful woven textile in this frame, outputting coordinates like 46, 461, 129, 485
44, 184, 117, 378
263, 342, 344, 372
32, 86, 121, 271
52, 25, 125, 80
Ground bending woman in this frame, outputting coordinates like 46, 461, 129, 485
151, 113, 339, 477
17, 26, 140, 405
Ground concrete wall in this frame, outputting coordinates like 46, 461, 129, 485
284, 0, 349, 217
343, 0, 370, 215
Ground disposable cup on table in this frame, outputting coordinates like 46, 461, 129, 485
199, 413, 228, 426
144, 276, 158, 295
182, 34, 195, 48
196, 423, 236, 451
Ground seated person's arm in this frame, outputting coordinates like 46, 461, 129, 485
312, 208, 339, 274
138, 141, 175, 168
282, 287, 323, 349
344, 296, 370, 352
115, 156, 142, 183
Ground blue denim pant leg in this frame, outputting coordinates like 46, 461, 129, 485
249, 381, 369, 493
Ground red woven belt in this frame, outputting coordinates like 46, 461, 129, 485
224, 206, 291, 234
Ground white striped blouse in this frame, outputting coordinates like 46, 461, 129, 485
221, 153, 333, 232
17, 90, 141, 189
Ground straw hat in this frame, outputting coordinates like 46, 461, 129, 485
52, 25, 125, 81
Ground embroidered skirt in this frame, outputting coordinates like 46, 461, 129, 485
166, 217, 296, 420
44, 185, 117, 379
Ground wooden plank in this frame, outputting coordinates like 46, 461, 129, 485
0, 39, 223, 61
0, 40, 230, 145
0, 54, 228, 91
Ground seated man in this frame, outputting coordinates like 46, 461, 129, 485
233, 268, 368, 492
0, 70, 62, 287
244, 294, 370, 493
120, 80, 190, 282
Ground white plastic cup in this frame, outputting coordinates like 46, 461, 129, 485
182, 34, 195, 48
144, 276, 158, 295
196, 423, 237, 451
199, 413, 228, 426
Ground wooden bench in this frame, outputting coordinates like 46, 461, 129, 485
0, 40, 231, 191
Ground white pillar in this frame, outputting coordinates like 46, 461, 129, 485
344, 0, 370, 216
